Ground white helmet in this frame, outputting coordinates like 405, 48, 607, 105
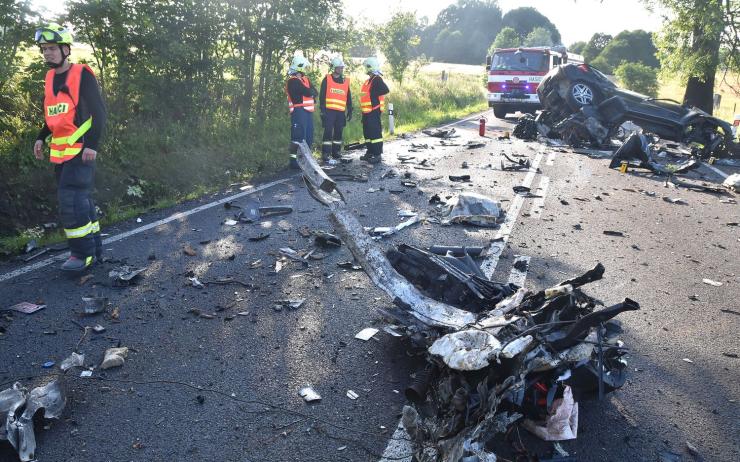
363, 56, 381, 74
289, 55, 310, 74
330, 56, 345, 71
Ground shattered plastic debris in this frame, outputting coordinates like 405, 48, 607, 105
429, 330, 503, 371
3, 302, 46, 314
702, 278, 723, 287
355, 328, 379, 341
188, 277, 205, 289
108, 266, 146, 286
298, 386, 321, 402
1, 380, 66, 462
82, 296, 108, 314
60, 352, 85, 371
443, 193, 503, 228
100, 346, 129, 369
346, 390, 359, 400
422, 127, 458, 139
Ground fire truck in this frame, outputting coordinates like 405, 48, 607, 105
486, 46, 584, 118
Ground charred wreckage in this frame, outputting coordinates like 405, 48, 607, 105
295, 142, 639, 461
522, 63, 737, 161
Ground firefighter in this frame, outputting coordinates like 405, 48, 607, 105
319, 57, 352, 165
286, 55, 317, 160
33, 23, 107, 272
359, 57, 389, 164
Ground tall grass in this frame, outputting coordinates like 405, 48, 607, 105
659, 73, 740, 123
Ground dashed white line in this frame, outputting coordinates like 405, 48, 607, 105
530, 176, 550, 219
480, 148, 545, 279
0, 177, 294, 283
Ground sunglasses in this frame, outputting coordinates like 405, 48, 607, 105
35, 28, 63, 43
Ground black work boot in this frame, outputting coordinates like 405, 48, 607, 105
61, 255, 95, 272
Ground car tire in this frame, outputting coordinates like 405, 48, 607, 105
567, 81, 599, 111
493, 106, 507, 119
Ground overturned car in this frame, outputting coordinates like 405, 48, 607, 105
535, 63, 736, 158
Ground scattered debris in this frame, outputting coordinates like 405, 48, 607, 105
100, 346, 129, 369
249, 232, 270, 241
223, 218, 239, 226
82, 296, 108, 314
314, 231, 341, 247
274, 299, 305, 310
603, 230, 625, 237
702, 278, 723, 287
188, 277, 205, 289
355, 328, 379, 341
3, 302, 46, 314
346, 390, 359, 400
513, 114, 538, 140
60, 352, 85, 371
448, 174, 471, 182
183, 244, 197, 256
368, 215, 421, 239
109, 266, 146, 287
298, 386, 321, 403
723, 173, 740, 192
0, 380, 66, 462
422, 127, 458, 139
443, 193, 503, 228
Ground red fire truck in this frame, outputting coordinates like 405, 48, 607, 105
486, 46, 584, 118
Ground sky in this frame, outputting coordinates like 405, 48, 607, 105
33, 0, 665, 47
345, 0, 665, 46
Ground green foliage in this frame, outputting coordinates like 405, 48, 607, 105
523, 27, 553, 47
582, 33, 612, 63
490, 27, 520, 51
569, 41, 587, 55
597, 30, 659, 71
419, 0, 503, 64
615, 61, 659, 96
379, 12, 421, 85
501, 7, 561, 45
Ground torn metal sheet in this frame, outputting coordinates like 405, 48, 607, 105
295, 142, 476, 329
443, 193, 503, 228
1, 380, 66, 462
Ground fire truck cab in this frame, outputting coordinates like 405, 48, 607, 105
486, 46, 584, 119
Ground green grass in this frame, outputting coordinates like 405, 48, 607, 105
659, 73, 740, 123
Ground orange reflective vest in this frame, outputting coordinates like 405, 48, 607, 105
360, 76, 385, 114
286, 75, 315, 113
43, 63, 94, 164
324, 74, 350, 112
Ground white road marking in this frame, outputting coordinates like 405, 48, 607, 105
508, 255, 531, 287
701, 162, 729, 179
480, 148, 545, 279
0, 177, 294, 283
530, 176, 550, 219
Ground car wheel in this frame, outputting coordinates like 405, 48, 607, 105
567, 81, 599, 110
493, 106, 507, 119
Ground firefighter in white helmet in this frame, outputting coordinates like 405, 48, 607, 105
358, 57, 389, 164
319, 56, 353, 165
285, 55, 317, 160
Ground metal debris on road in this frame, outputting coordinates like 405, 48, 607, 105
82, 296, 108, 314
3, 302, 46, 314
346, 390, 359, 400
443, 192, 503, 228
109, 265, 146, 286
0, 380, 65, 462
422, 127, 458, 139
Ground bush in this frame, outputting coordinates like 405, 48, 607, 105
615, 62, 659, 96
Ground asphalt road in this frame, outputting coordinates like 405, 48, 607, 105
1, 112, 738, 462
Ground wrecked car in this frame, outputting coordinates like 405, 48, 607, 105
536, 63, 736, 157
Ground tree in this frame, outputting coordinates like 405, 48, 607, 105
0, 0, 37, 94
419, 0, 503, 64
569, 41, 587, 55
648, 0, 740, 113
379, 12, 421, 84
490, 26, 520, 51
587, 29, 659, 74
582, 33, 612, 63
501, 7, 561, 44
523, 26, 553, 47
615, 61, 659, 96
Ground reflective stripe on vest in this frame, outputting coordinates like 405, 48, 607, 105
325, 74, 350, 112
286, 75, 315, 113
43, 64, 95, 164
359, 76, 385, 114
